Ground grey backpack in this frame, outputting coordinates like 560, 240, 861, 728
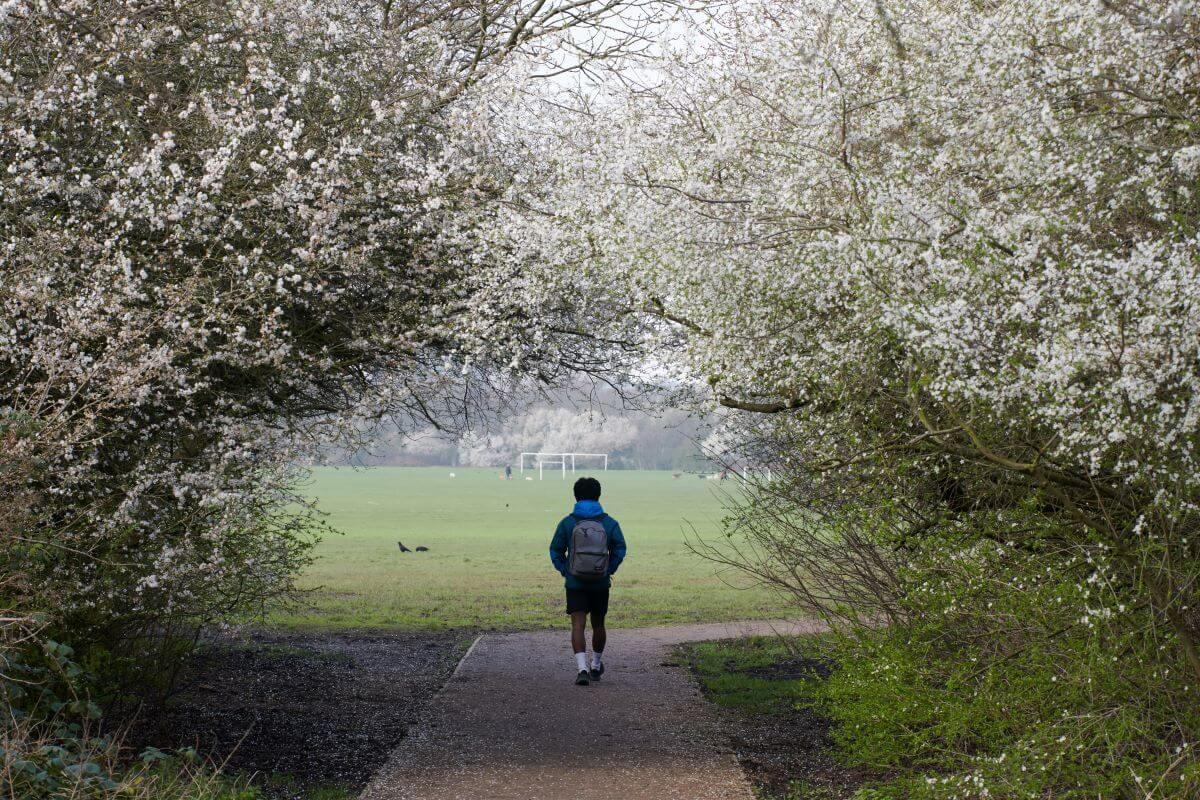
568, 516, 610, 581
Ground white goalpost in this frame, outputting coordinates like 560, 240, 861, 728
519, 452, 609, 479
738, 464, 772, 484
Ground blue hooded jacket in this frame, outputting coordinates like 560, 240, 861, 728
549, 500, 627, 590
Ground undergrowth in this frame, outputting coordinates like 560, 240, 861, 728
2, 625, 255, 800
819, 544, 1200, 799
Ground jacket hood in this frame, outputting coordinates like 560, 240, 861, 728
572, 500, 604, 518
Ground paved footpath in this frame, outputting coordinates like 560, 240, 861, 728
362, 620, 823, 800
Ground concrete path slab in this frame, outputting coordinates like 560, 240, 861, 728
362, 619, 823, 800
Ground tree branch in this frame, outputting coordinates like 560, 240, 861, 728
718, 395, 809, 413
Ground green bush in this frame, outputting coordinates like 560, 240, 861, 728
818, 536, 1200, 799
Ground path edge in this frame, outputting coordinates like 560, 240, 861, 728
359, 633, 482, 800
449, 633, 482, 681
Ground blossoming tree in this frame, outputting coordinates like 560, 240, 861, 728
0, 0, 665, 671
484, 0, 1200, 793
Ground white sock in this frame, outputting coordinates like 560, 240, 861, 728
575, 652, 589, 672
592, 651, 603, 669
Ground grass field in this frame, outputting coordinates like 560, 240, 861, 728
269, 467, 779, 630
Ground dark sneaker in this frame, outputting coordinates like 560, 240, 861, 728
575, 670, 590, 686
589, 662, 605, 681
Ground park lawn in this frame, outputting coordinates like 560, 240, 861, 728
268, 467, 779, 630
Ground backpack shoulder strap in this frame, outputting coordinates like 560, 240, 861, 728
569, 514, 608, 534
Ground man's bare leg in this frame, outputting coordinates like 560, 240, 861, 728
591, 613, 606, 654
570, 611, 591, 683
589, 612, 607, 678
570, 611, 588, 654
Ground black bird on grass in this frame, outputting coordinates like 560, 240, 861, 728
397, 541, 411, 553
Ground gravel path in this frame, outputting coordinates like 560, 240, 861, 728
362, 620, 823, 800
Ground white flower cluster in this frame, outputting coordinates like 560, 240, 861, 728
489, 0, 1200, 527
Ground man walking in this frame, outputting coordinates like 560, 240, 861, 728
549, 477, 627, 685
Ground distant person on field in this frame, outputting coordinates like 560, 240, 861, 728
505, 464, 512, 480
549, 476, 627, 686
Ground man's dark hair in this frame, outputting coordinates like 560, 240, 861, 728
573, 477, 602, 501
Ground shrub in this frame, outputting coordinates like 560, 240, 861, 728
0, 0, 641, 696
1, 619, 256, 799
819, 543, 1200, 797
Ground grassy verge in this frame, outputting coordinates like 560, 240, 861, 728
681, 633, 868, 796
687, 635, 832, 714
684, 635, 872, 800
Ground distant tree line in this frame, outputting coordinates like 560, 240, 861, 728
327, 397, 713, 471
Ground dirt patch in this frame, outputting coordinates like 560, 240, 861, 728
722, 702, 860, 799
742, 655, 834, 682
132, 628, 473, 798
688, 645, 868, 799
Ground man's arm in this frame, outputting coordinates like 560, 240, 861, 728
549, 518, 571, 577
607, 520, 627, 576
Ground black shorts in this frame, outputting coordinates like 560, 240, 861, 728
565, 585, 610, 617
